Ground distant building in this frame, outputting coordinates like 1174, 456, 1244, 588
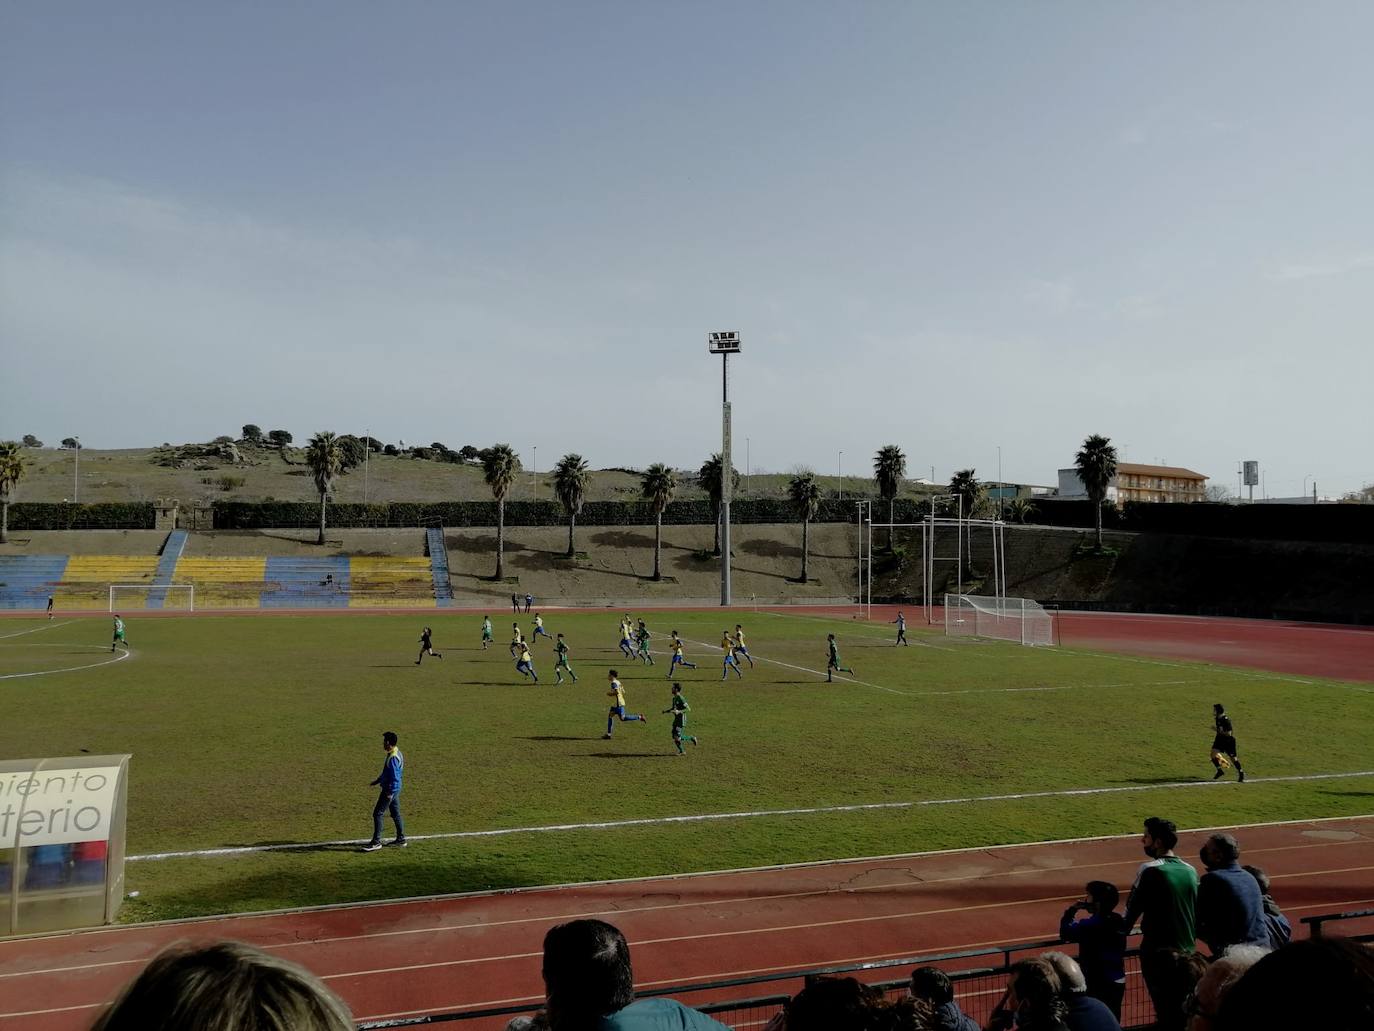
1057, 463, 1208, 503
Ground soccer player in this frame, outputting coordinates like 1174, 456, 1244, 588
732, 624, 755, 668
481, 615, 493, 650
662, 682, 699, 755
826, 633, 855, 682
510, 622, 526, 658
554, 632, 579, 684
1210, 703, 1245, 782
893, 611, 909, 646
618, 617, 636, 658
515, 642, 538, 682
532, 613, 552, 643
720, 631, 743, 680
111, 615, 129, 653
46, 594, 54, 620
603, 670, 646, 738
666, 631, 698, 677
415, 626, 442, 664
635, 620, 655, 665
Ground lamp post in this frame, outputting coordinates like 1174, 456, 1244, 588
997, 445, 1003, 521
73, 436, 80, 503
532, 446, 537, 499
745, 437, 750, 498
838, 451, 844, 501
363, 427, 369, 504
708, 331, 741, 606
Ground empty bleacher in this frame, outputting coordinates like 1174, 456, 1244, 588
171, 557, 268, 609
0, 556, 70, 610
348, 557, 437, 608
54, 556, 160, 610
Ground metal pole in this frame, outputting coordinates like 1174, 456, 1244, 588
997, 446, 1003, 521
364, 428, 369, 504
838, 451, 843, 501
745, 437, 750, 498
866, 504, 872, 617
533, 446, 537, 499
720, 354, 732, 606
74, 437, 80, 503
855, 502, 862, 607
956, 495, 963, 598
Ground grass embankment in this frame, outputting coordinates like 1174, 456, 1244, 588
2, 610, 1369, 921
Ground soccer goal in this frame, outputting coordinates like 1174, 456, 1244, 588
944, 593, 1053, 646
109, 583, 195, 612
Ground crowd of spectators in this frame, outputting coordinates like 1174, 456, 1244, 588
80, 815, 1371, 1031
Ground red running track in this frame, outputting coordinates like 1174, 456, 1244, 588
1, 816, 1372, 1029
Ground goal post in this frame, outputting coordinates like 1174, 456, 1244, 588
944, 593, 1053, 646
109, 583, 195, 612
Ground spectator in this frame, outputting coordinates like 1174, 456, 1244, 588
908, 966, 978, 1031
90, 941, 354, 1030
1059, 881, 1127, 1017
1241, 865, 1291, 951
540, 919, 728, 1030
986, 957, 1069, 1031
1217, 937, 1374, 1031
769, 977, 934, 1031
1196, 834, 1267, 956
1184, 944, 1268, 1031
1122, 817, 1198, 1031
1041, 952, 1122, 1031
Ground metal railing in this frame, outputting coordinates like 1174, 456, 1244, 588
1302, 907, 1374, 937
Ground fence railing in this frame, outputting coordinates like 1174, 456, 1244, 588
1301, 907, 1374, 937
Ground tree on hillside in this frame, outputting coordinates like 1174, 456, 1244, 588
458, 445, 480, 462
552, 453, 592, 558
482, 444, 521, 579
0, 441, 26, 545
61, 437, 81, 450
1075, 434, 1118, 548
787, 470, 822, 583
304, 431, 343, 545
873, 444, 907, 551
268, 429, 293, 448
640, 463, 678, 581
241, 425, 263, 443
336, 435, 366, 472
21, 435, 41, 448
698, 452, 740, 556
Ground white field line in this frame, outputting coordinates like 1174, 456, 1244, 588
0, 646, 131, 681
0, 619, 73, 640
677, 635, 912, 696
127, 769, 1374, 862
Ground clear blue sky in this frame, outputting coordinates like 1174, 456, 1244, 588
3, 2, 1371, 497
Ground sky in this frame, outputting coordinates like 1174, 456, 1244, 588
2, 2, 1372, 497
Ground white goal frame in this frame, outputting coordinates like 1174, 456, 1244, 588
944, 593, 1054, 646
108, 583, 195, 612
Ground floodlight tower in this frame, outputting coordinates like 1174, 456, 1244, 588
709, 331, 741, 605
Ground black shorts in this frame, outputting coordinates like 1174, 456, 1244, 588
1212, 734, 1238, 755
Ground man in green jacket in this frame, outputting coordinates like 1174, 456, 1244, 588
1123, 816, 1198, 1031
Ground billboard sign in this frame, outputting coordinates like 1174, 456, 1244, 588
1243, 460, 1259, 487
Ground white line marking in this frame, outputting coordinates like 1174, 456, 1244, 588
126, 770, 1374, 862
0, 620, 72, 640
0, 647, 131, 681
677, 635, 913, 696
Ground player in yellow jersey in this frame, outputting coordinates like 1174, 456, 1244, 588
515, 643, 538, 682
732, 624, 755, 668
720, 631, 744, 680
666, 631, 698, 678
603, 670, 647, 738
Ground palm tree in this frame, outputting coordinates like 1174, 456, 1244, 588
0, 441, 25, 545
697, 452, 740, 556
640, 463, 678, 581
787, 470, 822, 583
482, 444, 521, 579
948, 469, 984, 574
552, 453, 591, 558
304, 432, 343, 545
1075, 433, 1119, 548
1007, 496, 1037, 525
873, 445, 907, 550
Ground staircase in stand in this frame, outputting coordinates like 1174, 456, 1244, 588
426, 527, 454, 606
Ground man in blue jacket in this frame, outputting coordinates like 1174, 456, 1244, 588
1197, 832, 1268, 956
364, 731, 406, 852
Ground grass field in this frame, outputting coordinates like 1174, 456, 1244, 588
3, 610, 1372, 923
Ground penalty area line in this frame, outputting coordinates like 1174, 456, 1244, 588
127, 768, 1374, 863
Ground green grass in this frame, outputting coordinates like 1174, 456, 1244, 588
2, 610, 1371, 922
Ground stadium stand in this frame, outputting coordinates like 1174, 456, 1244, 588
0, 555, 70, 610
347, 556, 437, 608
54, 556, 159, 609
146, 529, 190, 610
171, 556, 268, 609
261, 556, 351, 608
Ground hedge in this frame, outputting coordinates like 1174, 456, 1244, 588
1029, 498, 1372, 544
5, 503, 156, 530
210, 498, 935, 529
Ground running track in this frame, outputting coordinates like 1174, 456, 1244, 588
2, 609, 1372, 1026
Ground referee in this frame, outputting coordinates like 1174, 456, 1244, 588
1211, 703, 1246, 782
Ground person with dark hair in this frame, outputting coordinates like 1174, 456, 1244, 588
1209, 704, 1244, 782
540, 919, 727, 1030
1041, 953, 1122, 1031
986, 957, 1069, 1031
907, 966, 977, 1031
1217, 937, 1374, 1031
1241, 865, 1291, 950
91, 941, 355, 1030
1059, 881, 1128, 1017
512, 593, 520, 614
363, 731, 406, 852
1123, 817, 1198, 1031
415, 626, 442, 664
1196, 834, 1268, 956
1184, 944, 1268, 1031
603, 671, 646, 739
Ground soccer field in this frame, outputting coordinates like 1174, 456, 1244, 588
3, 610, 1372, 922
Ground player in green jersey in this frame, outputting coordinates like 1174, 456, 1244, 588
111, 615, 129, 653
554, 633, 579, 684
481, 616, 493, 649
662, 682, 699, 755
826, 633, 855, 682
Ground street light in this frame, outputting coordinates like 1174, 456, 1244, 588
838, 451, 844, 501
708, 332, 741, 605
532, 446, 537, 499
73, 435, 80, 503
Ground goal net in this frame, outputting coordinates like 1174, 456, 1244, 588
944, 594, 1053, 646
108, 583, 195, 612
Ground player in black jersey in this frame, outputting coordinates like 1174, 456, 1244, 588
1210, 703, 1244, 782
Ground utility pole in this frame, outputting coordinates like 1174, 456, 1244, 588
708, 332, 741, 605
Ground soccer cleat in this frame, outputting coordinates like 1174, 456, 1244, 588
362, 842, 383, 852
415, 660, 422, 665
1213, 768, 1224, 779
602, 733, 613, 739
1238, 771, 1246, 782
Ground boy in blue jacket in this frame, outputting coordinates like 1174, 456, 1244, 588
364, 731, 406, 851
